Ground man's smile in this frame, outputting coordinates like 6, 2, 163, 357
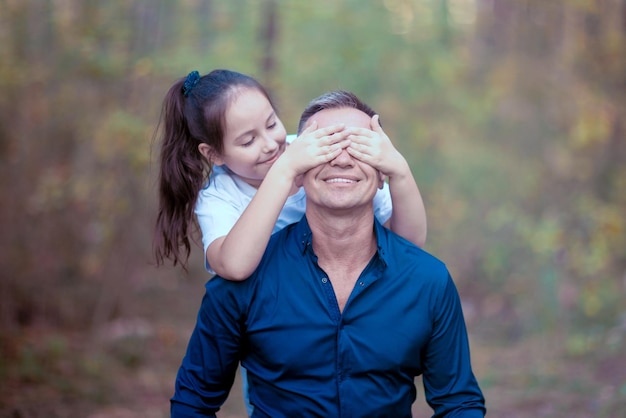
325, 177, 357, 184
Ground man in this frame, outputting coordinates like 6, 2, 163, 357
171, 91, 486, 417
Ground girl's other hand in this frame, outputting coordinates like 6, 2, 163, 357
344, 114, 406, 177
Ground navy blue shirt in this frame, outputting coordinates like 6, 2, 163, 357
171, 218, 485, 417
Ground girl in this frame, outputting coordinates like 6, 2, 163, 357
154, 69, 427, 280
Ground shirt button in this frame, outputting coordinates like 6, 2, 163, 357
359, 281, 364, 286
321, 277, 328, 283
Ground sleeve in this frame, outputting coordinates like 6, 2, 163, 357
422, 275, 486, 417
372, 182, 392, 224
170, 280, 245, 417
195, 183, 246, 274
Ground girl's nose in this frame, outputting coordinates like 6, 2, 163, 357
261, 134, 279, 153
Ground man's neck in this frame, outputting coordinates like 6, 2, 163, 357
307, 209, 377, 312
310, 208, 375, 251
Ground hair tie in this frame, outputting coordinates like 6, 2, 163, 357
182, 70, 200, 97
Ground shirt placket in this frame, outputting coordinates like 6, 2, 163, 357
317, 259, 383, 418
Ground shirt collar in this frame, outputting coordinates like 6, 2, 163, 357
294, 216, 389, 268
295, 216, 314, 255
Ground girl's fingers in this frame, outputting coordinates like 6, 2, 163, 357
346, 145, 370, 160
315, 123, 346, 141
347, 137, 376, 157
321, 139, 348, 158
326, 138, 351, 153
325, 145, 344, 160
348, 140, 363, 151
345, 146, 361, 158
300, 120, 317, 136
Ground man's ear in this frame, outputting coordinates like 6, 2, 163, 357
294, 173, 304, 188
378, 171, 386, 189
198, 143, 224, 166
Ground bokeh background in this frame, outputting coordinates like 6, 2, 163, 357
1, 1, 625, 417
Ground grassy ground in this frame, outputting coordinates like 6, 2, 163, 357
1, 271, 624, 418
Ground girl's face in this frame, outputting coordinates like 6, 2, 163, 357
214, 87, 287, 188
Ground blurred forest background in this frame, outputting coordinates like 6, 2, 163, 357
0, 0, 625, 417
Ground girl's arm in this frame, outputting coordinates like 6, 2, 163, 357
345, 115, 427, 247
207, 123, 350, 281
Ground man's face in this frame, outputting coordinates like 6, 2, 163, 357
299, 107, 385, 213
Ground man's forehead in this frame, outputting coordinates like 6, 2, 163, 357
308, 107, 371, 129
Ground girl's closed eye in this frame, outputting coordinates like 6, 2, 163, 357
268, 122, 277, 129
242, 137, 255, 147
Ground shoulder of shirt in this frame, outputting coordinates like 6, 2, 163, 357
197, 166, 252, 206
202, 166, 236, 190
249, 220, 303, 280
378, 224, 449, 278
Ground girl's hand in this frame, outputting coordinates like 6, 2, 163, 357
280, 121, 351, 176
345, 115, 406, 178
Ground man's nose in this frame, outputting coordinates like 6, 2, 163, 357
329, 148, 354, 167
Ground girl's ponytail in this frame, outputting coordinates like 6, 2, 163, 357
153, 77, 206, 270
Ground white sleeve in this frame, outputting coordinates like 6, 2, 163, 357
373, 182, 392, 224
195, 184, 247, 274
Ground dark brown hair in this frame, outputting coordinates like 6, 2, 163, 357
153, 69, 274, 270
297, 90, 378, 134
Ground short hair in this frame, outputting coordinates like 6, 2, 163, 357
297, 90, 378, 134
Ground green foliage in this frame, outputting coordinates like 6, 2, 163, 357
1, 0, 624, 332
0, 0, 624, 415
